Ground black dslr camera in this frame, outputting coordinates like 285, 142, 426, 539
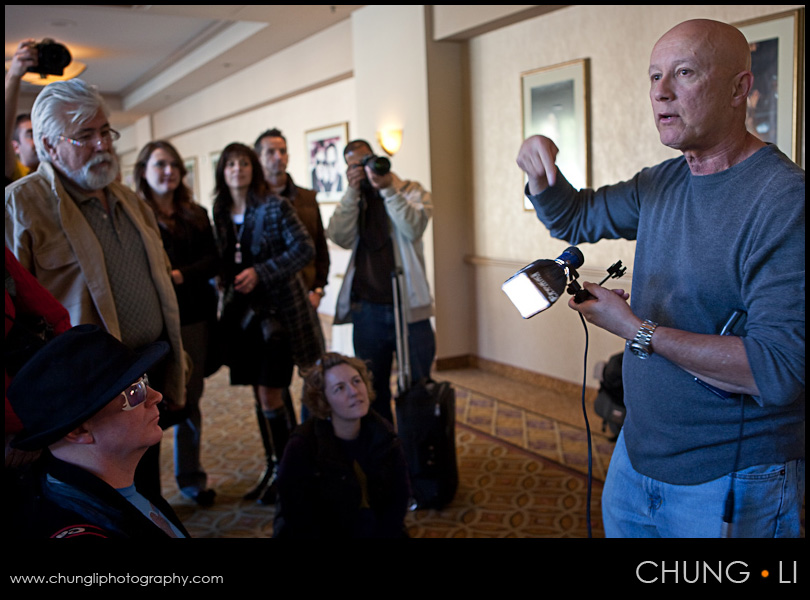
360, 154, 391, 176
27, 39, 72, 77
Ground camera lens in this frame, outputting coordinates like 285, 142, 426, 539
361, 154, 391, 176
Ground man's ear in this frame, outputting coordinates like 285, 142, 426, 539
731, 70, 755, 108
40, 136, 59, 162
62, 423, 95, 445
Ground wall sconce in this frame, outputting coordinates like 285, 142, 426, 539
377, 129, 403, 156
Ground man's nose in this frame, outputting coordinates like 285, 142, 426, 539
652, 75, 673, 101
145, 386, 163, 407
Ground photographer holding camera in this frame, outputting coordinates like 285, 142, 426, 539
327, 139, 435, 425
6, 38, 73, 185
5, 40, 39, 183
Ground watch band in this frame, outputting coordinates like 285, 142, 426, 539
629, 319, 657, 359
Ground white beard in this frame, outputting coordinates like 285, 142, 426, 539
57, 152, 120, 191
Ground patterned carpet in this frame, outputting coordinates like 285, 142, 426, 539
160, 366, 607, 538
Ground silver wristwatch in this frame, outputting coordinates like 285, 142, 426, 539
628, 319, 657, 360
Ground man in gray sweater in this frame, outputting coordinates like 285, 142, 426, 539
517, 19, 804, 537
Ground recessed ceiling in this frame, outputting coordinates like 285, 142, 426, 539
5, 5, 364, 128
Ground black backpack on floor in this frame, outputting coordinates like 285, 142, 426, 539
594, 352, 625, 441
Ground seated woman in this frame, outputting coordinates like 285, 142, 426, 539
274, 353, 411, 538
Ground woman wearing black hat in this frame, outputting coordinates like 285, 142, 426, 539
8, 325, 190, 538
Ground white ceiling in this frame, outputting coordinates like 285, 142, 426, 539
5, 5, 364, 128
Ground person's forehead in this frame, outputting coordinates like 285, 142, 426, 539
345, 146, 372, 163
148, 148, 180, 164
66, 110, 109, 134
260, 136, 287, 151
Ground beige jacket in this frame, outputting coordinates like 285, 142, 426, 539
5, 162, 187, 409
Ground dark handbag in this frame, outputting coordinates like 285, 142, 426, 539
240, 307, 286, 343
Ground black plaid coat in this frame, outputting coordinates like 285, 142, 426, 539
214, 195, 325, 370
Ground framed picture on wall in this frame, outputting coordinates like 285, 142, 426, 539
183, 157, 198, 201
209, 151, 221, 177
306, 122, 348, 203
521, 58, 590, 210
735, 8, 804, 164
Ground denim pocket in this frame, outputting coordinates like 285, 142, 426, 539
732, 462, 786, 482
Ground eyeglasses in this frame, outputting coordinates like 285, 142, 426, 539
58, 128, 121, 149
120, 375, 150, 411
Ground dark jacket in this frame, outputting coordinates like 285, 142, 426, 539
281, 174, 330, 293
11, 454, 189, 539
275, 411, 411, 538
155, 203, 219, 326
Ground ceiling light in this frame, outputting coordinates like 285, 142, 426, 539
18, 60, 87, 86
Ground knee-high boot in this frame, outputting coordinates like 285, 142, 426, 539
244, 403, 292, 504
257, 406, 291, 505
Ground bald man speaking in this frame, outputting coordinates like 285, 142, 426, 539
518, 20, 804, 538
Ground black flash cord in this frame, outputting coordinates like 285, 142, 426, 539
577, 312, 594, 539
568, 260, 626, 539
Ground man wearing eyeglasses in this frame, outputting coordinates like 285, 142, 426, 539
8, 325, 189, 538
5, 79, 187, 499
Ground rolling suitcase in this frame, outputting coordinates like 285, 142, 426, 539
392, 267, 458, 510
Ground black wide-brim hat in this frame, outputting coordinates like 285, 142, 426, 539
8, 324, 169, 451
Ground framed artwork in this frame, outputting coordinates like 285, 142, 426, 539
521, 58, 590, 209
209, 151, 221, 178
305, 122, 348, 203
736, 8, 804, 163
183, 156, 198, 201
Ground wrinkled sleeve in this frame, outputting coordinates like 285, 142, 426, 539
740, 178, 805, 407
526, 170, 641, 244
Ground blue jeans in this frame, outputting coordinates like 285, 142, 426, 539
351, 300, 435, 425
602, 430, 805, 538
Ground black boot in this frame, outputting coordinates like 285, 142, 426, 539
257, 406, 291, 505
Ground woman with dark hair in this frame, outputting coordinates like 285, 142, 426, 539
274, 352, 410, 538
134, 140, 219, 506
212, 142, 324, 504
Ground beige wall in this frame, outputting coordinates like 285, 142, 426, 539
117, 4, 805, 387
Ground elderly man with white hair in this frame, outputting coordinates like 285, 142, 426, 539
5, 79, 187, 499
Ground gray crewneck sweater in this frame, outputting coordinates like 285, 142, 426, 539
527, 145, 805, 484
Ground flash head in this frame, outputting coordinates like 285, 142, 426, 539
502, 246, 583, 318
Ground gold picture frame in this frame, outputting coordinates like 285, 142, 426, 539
736, 8, 805, 164
521, 58, 591, 210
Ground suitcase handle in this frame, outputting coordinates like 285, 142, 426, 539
392, 266, 411, 392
